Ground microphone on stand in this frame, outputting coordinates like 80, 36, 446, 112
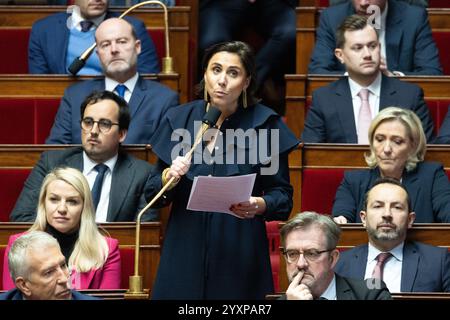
125, 104, 221, 298
68, 0, 174, 75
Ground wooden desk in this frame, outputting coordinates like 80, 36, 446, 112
0, 5, 190, 102
0, 222, 161, 291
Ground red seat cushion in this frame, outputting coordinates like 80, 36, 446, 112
119, 247, 134, 289
147, 29, 165, 70
301, 168, 345, 214
432, 32, 450, 75
0, 169, 31, 222
0, 29, 29, 74
429, 0, 450, 8
426, 99, 450, 136
266, 221, 280, 292
0, 247, 5, 290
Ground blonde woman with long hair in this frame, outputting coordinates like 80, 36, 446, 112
3, 167, 121, 289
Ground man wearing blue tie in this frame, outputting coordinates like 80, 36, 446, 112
46, 18, 179, 145
11, 90, 157, 223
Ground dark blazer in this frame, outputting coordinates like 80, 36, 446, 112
10, 147, 156, 222
433, 105, 450, 144
308, 0, 442, 75
28, 11, 160, 74
278, 274, 391, 300
45, 76, 178, 144
332, 162, 450, 223
301, 74, 434, 143
335, 242, 450, 292
0, 288, 99, 300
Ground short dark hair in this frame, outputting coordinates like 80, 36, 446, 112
80, 90, 130, 131
335, 14, 378, 48
363, 177, 411, 212
197, 41, 259, 106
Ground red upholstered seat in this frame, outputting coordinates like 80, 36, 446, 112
425, 99, 450, 136
0, 98, 60, 144
266, 221, 280, 292
429, 0, 450, 8
119, 247, 135, 289
433, 32, 450, 75
0, 247, 4, 290
0, 29, 29, 74
301, 168, 345, 214
0, 169, 31, 222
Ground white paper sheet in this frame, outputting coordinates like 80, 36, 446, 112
187, 173, 256, 217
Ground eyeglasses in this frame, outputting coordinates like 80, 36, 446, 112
280, 248, 335, 264
80, 117, 119, 133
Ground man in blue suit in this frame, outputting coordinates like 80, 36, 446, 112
308, 0, 442, 75
0, 231, 98, 300
29, 0, 160, 75
301, 14, 434, 143
335, 177, 450, 292
46, 18, 178, 144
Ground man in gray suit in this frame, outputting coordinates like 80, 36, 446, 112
335, 177, 450, 292
280, 212, 391, 300
11, 90, 156, 222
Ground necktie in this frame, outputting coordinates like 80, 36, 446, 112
357, 88, 372, 144
115, 84, 127, 99
91, 164, 108, 211
80, 20, 94, 32
372, 252, 392, 280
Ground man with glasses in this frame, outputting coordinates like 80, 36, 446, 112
11, 91, 156, 223
335, 177, 450, 292
279, 211, 391, 299
46, 18, 178, 145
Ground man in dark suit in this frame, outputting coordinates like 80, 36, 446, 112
28, 0, 159, 75
46, 17, 178, 144
0, 231, 97, 300
330, 0, 428, 7
335, 177, 450, 292
308, 0, 441, 75
433, 105, 450, 144
302, 14, 434, 143
11, 91, 156, 222
279, 212, 391, 300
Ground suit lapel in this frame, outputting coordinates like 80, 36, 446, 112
336, 275, 354, 300
385, 2, 403, 72
107, 153, 133, 221
401, 242, 419, 292
349, 245, 369, 279
58, 14, 71, 73
402, 170, 421, 212
64, 148, 84, 171
335, 79, 358, 142
128, 77, 147, 119
379, 76, 398, 110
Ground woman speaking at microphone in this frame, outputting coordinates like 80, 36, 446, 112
146, 41, 299, 299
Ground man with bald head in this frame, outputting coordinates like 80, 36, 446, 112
308, 0, 441, 75
46, 17, 178, 145
29, 0, 160, 75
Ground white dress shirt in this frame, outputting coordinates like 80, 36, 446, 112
320, 274, 337, 300
348, 71, 382, 131
69, 6, 105, 32
365, 242, 404, 293
105, 72, 139, 103
83, 152, 118, 223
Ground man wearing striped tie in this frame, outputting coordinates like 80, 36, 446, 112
335, 177, 450, 293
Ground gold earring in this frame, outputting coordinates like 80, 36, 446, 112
242, 89, 247, 108
204, 87, 208, 102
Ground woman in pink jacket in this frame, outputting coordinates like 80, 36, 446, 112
3, 167, 121, 290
